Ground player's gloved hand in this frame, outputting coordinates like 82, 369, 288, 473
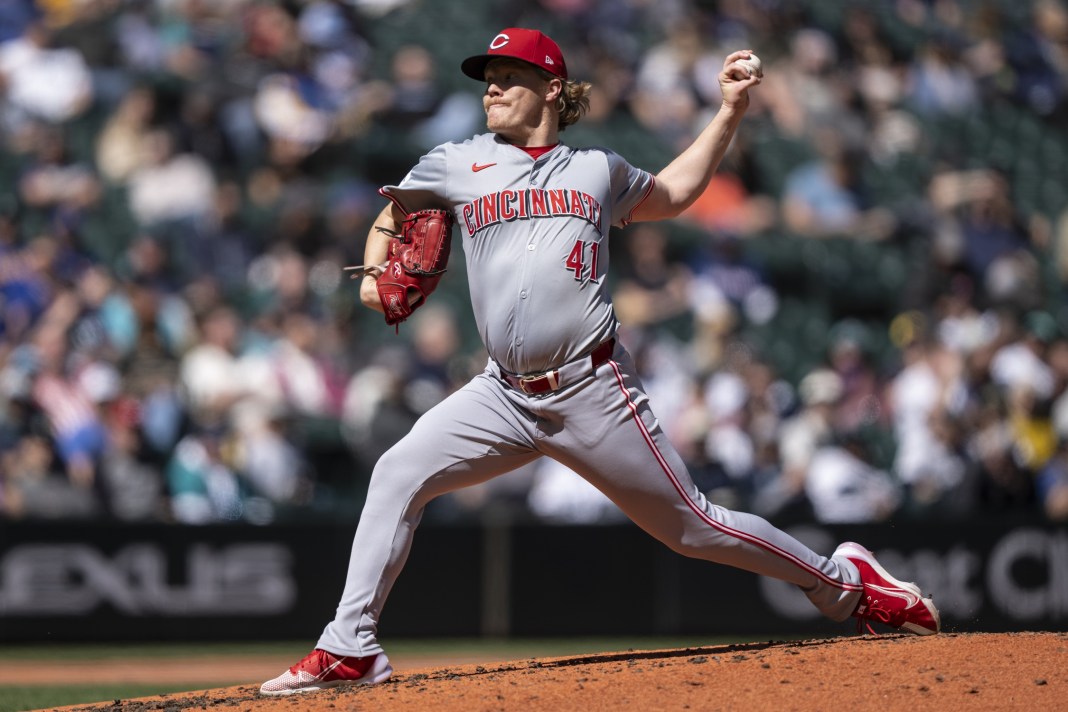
372, 208, 454, 328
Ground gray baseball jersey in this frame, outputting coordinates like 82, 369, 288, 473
317, 133, 863, 657
380, 132, 650, 374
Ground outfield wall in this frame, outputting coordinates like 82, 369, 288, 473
0, 518, 1065, 642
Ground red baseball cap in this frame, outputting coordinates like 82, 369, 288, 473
461, 28, 568, 81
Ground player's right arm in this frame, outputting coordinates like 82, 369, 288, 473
358, 203, 405, 313
630, 50, 759, 222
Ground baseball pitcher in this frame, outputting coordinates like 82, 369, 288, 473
262, 27, 940, 695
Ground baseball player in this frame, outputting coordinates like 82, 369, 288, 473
261, 28, 940, 695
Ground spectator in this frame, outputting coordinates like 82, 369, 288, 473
781, 127, 897, 240
1, 433, 99, 519
229, 399, 311, 513
370, 44, 479, 144
26, 316, 111, 504
0, 235, 56, 345
98, 396, 167, 522
178, 304, 248, 431
687, 234, 777, 330
240, 307, 344, 419
804, 432, 902, 523
969, 390, 1036, 511
173, 87, 240, 176
931, 275, 999, 357
1002, 0, 1068, 117
988, 311, 1058, 401
406, 303, 467, 414
612, 224, 692, 330
906, 36, 981, 117
701, 369, 754, 499
253, 72, 336, 160
340, 346, 420, 474
825, 320, 884, 433
527, 457, 626, 524
927, 168, 1038, 308
16, 123, 102, 236
628, 18, 722, 150
888, 338, 975, 516
0, 21, 93, 126
95, 85, 156, 185
166, 425, 245, 524
757, 28, 842, 138
117, 271, 193, 458
764, 368, 843, 518
126, 127, 217, 228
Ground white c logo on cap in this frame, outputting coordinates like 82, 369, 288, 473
489, 33, 510, 49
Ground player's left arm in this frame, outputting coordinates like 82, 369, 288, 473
357, 203, 406, 313
630, 50, 760, 223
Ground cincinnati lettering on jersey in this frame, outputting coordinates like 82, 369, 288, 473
462, 188, 603, 236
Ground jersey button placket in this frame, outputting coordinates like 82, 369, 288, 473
515, 241, 535, 358
513, 163, 540, 365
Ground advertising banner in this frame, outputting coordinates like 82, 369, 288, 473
0, 519, 1063, 642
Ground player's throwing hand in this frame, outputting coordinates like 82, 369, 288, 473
719, 49, 763, 111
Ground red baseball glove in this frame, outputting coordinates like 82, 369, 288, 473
374, 209, 454, 327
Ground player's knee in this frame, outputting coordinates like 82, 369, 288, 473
367, 446, 440, 501
368, 450, 415, 494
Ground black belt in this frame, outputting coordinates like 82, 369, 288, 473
501, 339, 615, 395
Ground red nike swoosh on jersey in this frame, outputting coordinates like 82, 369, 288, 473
471, 162, 497, 172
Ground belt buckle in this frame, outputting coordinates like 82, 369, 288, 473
519, 370, 560, 394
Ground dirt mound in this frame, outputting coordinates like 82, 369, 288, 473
53, 632, 1067, 712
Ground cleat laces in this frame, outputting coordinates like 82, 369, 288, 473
292, 649, 333, 676
854, 596, 905, 635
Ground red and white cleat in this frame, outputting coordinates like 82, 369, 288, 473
834, 541, 941, 636
259, 648, 393, 695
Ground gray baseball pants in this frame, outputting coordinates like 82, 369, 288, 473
318, 343, 862, 655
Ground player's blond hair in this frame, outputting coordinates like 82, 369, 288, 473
556, 78, 592, 130
536, 68, 591, 130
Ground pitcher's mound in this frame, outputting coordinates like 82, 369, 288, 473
59, 632, 1067, 712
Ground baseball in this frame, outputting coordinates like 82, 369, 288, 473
736, 53, 763, 78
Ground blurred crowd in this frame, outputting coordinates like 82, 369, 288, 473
1, 0, 1068, 526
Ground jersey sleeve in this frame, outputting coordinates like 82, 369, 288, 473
380, 144, 451, 213
605, 149, 655, 228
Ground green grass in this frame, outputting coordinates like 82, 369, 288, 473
0, 683, 208, 712
0, 641, 310, 663
0, 637, 765, 712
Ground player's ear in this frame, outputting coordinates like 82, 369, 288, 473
545, 77, 563, 103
